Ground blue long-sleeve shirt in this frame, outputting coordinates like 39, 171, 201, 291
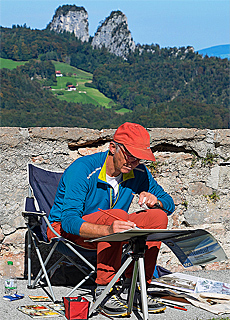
48, 151, 175, 235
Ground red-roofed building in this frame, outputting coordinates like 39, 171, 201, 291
67, 85, 76, 91
55, 70, 63, 77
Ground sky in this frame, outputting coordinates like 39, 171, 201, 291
0, 0, 229, 51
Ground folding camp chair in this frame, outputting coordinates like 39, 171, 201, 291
22, 164, 97, 302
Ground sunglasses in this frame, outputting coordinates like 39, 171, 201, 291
117, 144, 140, 163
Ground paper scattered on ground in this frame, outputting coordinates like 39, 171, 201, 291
150, 272, 230, 314
195, 278, 230, 295
17, 305, 61, 318
29, 296, 52, 302
48, 303, 65, 316
151, 272, 230, 295
186, 293, 230, 315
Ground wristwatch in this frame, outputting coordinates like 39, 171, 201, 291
156, 200, 162, 207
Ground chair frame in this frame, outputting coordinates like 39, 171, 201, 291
23, 164, 97, 302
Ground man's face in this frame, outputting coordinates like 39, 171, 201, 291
112, 143, 140, 174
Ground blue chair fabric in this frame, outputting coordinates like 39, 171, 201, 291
23, 164, 97, 301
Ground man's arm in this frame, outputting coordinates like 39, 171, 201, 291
137, 166, 175, 214
79, 220, 136, 238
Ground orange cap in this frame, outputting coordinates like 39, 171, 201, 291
113, 122, 155, 161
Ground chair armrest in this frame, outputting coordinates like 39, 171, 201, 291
22, 211, 46, 217
43, 215, 62, 239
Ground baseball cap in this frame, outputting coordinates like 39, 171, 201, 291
113, 122, 155, 161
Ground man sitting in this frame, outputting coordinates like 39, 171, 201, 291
48, 122, 175, 316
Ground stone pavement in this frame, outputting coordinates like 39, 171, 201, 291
0, 270, 229, 320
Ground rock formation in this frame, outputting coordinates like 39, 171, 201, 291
92, 10, 135, 58
48, 5, 89, 42
47, 6, 135, 58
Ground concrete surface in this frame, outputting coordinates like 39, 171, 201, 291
0, 270, 229, 320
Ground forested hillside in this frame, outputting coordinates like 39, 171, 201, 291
0, 26, 122, 72
1, 25, 229, 129
0, 67, 122, 128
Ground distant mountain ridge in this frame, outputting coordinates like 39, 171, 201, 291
48, 5, 229, 60
48, 5, 135, 58
197, 45, 230, 59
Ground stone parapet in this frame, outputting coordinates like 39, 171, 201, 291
0, 127, 229, 277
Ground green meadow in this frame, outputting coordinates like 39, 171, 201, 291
116, 108, 132, 114
51, 61, 115, 108
0, 58, 129, 111
52, 61, 92, 81
0, 58, 28, 69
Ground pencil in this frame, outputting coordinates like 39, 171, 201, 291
165, 304, 187, 311
98, 208, 127, 222
159, 300, 187, 311
98, 208, 140, 229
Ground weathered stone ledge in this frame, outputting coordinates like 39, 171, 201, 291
0, 127, 229, 277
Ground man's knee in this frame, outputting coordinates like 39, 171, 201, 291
140, 208, 168, 229
149, 208, 168, 229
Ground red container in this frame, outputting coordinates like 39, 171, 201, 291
63, 296, 90, 320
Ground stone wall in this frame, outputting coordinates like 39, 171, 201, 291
0, 127, 229, 277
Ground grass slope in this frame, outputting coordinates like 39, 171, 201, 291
0, 58, 28, 69
51, 61, 115, 108
0, 58, 128, 111
52, 61, 92, 80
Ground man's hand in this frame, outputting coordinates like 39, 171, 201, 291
79, 220, 136, 238
108, 220, 136, 234
138, 191, 162, 208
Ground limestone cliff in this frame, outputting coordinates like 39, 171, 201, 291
92, 10, 135, 58
48, 5, 89, 42
48, 6, 135, 58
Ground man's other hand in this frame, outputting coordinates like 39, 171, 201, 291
138, 191, 161, 208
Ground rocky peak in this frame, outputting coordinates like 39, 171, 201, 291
48, 5, 89, 42
48, 7, 136, 58
92, 10, 135, 58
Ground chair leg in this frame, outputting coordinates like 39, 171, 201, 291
27, 230, 32, 288
39, 256, 65, 283
30, 234, 57, 302
31, 241, 59, 287
64, 241, 96, 271
64, 255, 95, 279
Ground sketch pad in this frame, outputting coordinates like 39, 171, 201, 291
86, 228, 193, 242
86, 228, 227, 267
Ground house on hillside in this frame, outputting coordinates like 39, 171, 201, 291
55, 70, 63, 77
67, 85, 77, 91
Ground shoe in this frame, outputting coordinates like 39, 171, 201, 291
95, 286, 130, 317
118, 282, 166, 314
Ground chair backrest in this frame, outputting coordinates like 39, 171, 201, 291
27, 164, 63, 241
